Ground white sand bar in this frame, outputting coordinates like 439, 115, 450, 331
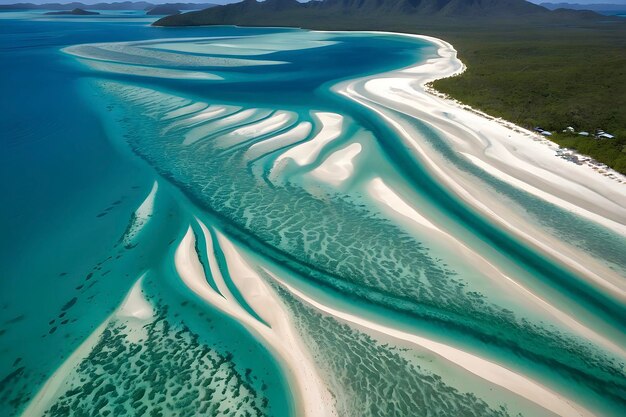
366, 177, 626, 357
162, 102, 208, 121
182, 108, 261, 146
269, 272, 592, 417
175, 225, 336, 417
163, 104, 241, 133
310, 142, 362, 186
214, 110, 297, 149
81, 59, 223, 81
270, 112, 344, 183
367, 177, 439, 231
336, 32, 626, 228
245, 121, 313, 161
122, 181, 158, 247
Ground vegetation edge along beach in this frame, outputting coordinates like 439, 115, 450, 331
153, 0, 626, 174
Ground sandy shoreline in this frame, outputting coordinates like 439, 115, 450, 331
330, 31, 626, 301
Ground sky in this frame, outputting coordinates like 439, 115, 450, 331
0, 0, 240, 4
1, 0, 624, 8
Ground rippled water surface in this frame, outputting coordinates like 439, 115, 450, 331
1, 11, 624, 417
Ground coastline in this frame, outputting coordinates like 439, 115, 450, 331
330, 30, 626, 301
334, 30, 626, 219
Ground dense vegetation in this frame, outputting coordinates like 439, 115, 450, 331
430, 23, 626, 174
154, 0, 626, 174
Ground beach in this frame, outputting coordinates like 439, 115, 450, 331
334, 32, 626, 301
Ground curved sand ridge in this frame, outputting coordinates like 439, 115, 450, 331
332, 32, 626, 300
175, 221, 337, 417
366, 177, 626, 357
266, 270, 593, 417
175, 220, 593, 417
175, 217, 601, 417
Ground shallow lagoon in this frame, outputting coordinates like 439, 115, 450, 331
1, 11, 625, 417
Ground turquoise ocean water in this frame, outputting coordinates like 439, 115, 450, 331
1, 10, 625, 417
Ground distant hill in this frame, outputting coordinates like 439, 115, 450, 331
44, 7, 99, 14
146, 4, 181, 15
0, 2, 217, 11
153, 0, 618, 26
312, 0, 547, 17
541, 2, 626, 15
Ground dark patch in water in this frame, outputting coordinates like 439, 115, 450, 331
0, 366, 25, 392
4, 315, 25, 325
42, 308, 270, 417
61, 297, 77, 311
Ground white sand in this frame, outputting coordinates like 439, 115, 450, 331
214, 110, 297, 149
163, 105, 241, 133
118, 275, 154, 321
64, 42, 287, 68
122, 181, 158, 247
146, 33, 338, 57
245, 121, 313, 161
367, 177, 439, 231
161, 102, 208, 121
332, 31, 626, 299
366, 177, 626, 357
182, 108, 260, 146
310, 142, 362, 186
80, 59, 223, 81
269, 272, 592, 417
272, 112, 343, 169
175, 224, 337, 417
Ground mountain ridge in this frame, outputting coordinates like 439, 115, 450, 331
153, 0, 615, 26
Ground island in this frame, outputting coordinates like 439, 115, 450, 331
45, 7, 100, 15
0, 2, 218, 11
146, 4, 181, 15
